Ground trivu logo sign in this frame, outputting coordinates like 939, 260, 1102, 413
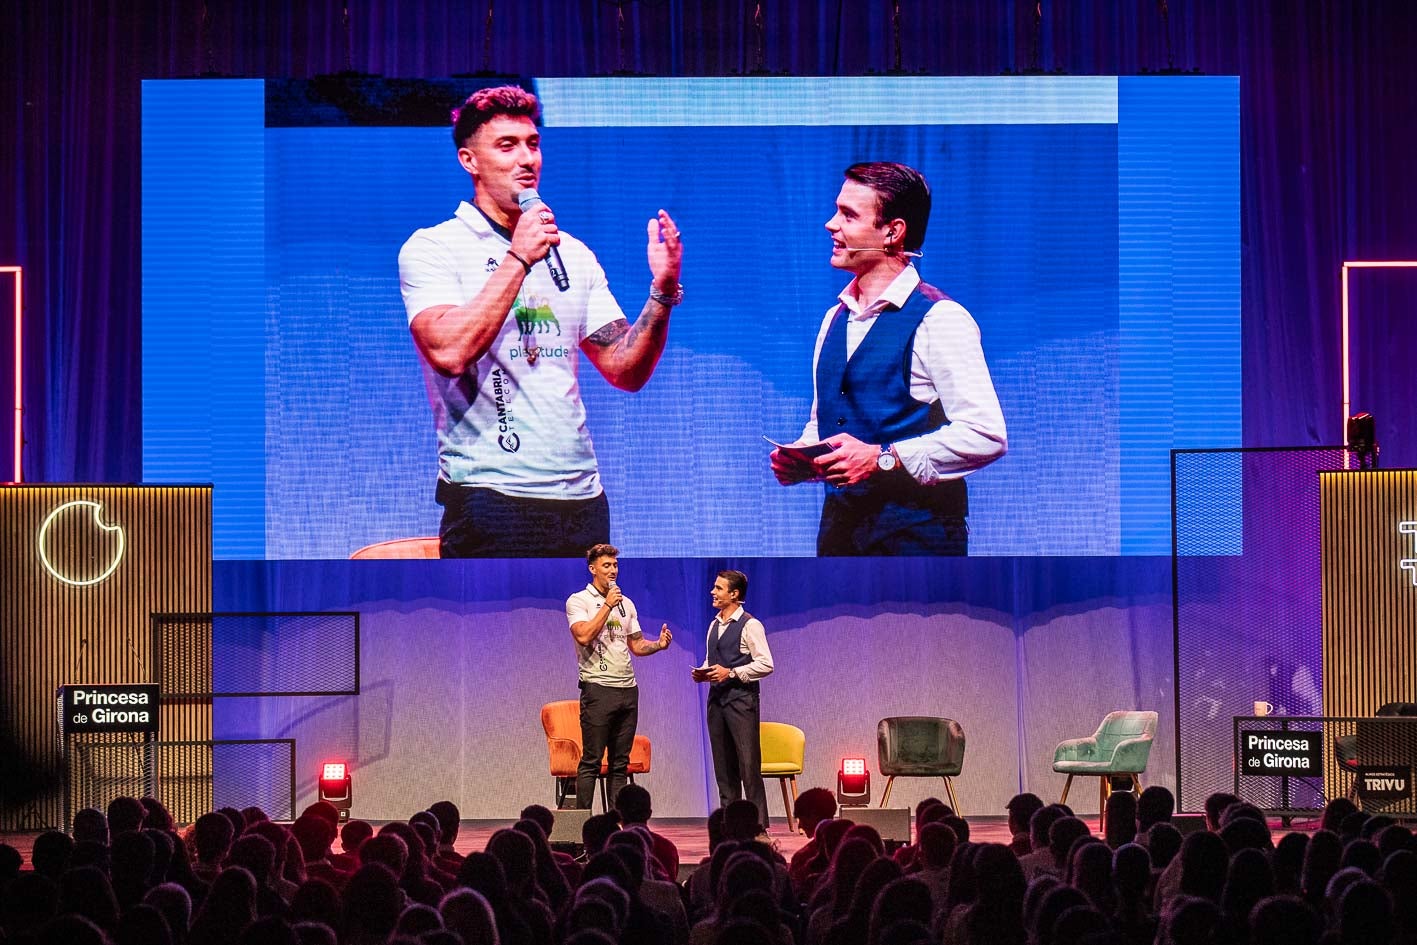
1402, 521, 1417, 587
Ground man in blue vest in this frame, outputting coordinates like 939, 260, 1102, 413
770, 161, 1007, 555
694, 569, 774, 828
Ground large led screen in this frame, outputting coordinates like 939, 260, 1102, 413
143, 77, 1239, 559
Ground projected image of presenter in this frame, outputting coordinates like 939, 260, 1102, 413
769, 162, 1006, 556
566, 543, 672, 810
398, 85, 684, 557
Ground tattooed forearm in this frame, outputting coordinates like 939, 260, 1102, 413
626, 298, 669, 348
623, 313, 646, 349
585, 319, 630, 348
583, 298, 673, 391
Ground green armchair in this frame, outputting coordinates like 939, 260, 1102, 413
1052, 710, 1158, 813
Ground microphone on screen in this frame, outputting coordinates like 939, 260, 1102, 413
609, 581, 626, 618
516, 189, 571, 292
840, 246, 925, 258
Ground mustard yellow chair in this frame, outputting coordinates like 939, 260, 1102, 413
760, 722, 806, 832
349, 537, 441, 559
540, 700, 651, 810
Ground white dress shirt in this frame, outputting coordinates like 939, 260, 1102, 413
705, 605, 774, 683
800, 265, 1007, 485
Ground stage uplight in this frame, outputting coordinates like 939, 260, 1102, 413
318, 761, 352, 821
837, 757, 871, 807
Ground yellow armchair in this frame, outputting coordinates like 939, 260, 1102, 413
760, 722, 806, 832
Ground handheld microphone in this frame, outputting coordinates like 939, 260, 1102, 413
609, 581, 626, 618
516, 189, 571, 292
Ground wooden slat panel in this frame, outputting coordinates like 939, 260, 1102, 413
0, 486, 212, 829
1321, 470, 1417, 802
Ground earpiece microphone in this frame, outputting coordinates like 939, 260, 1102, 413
839, 247, 925, 258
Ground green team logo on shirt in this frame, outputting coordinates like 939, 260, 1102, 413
594, 618, 622, 673
514, 295, 561, 336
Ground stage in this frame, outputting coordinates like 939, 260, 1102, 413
205, 556, 1177, 822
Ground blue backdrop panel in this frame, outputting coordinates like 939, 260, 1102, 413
142, 80, 268, 557
1118, 77, 1242, 554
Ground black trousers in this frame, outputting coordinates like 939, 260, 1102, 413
576, 682, 639, 809
436, 482, 610, 558
707, 687, 768, 828
817, 489, 968, 556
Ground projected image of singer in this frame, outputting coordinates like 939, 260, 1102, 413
770, 162, 1006, 556
398, 86, 684, 557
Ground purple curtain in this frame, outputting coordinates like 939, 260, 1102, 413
3, 0, 1416, 482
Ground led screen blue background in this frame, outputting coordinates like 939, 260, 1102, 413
143, 77, 1239, 558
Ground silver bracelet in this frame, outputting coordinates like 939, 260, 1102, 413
649, 282, 685, 307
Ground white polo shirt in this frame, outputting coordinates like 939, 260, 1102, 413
566, 583, 643, 688
398, 201, 627, 499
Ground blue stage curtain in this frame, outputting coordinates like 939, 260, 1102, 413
3, 1, 1416, 482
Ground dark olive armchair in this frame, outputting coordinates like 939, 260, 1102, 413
876, 716, 967, 813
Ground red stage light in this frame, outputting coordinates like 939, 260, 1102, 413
318, 760, 353, 821
837, 757, 870, 807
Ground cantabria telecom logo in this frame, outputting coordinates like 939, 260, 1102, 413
38, 500, 126, 587
1402, 521, 1417, 587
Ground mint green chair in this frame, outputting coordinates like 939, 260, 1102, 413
1052, 710, 1158, 814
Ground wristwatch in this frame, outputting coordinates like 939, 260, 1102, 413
876, 444, 899, 472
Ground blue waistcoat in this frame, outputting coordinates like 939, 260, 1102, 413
708, 612, 758, 694
814, 281, 967, 514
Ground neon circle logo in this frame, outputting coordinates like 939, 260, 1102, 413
38, 500, 127, 587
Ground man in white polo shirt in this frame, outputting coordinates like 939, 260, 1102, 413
566, 543, 672, 809
398, 85, 684, 556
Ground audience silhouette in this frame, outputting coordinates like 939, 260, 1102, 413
1, 789, 1413, 945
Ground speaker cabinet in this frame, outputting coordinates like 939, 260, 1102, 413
838, 806, 912, 844
547, 807, 594, 848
